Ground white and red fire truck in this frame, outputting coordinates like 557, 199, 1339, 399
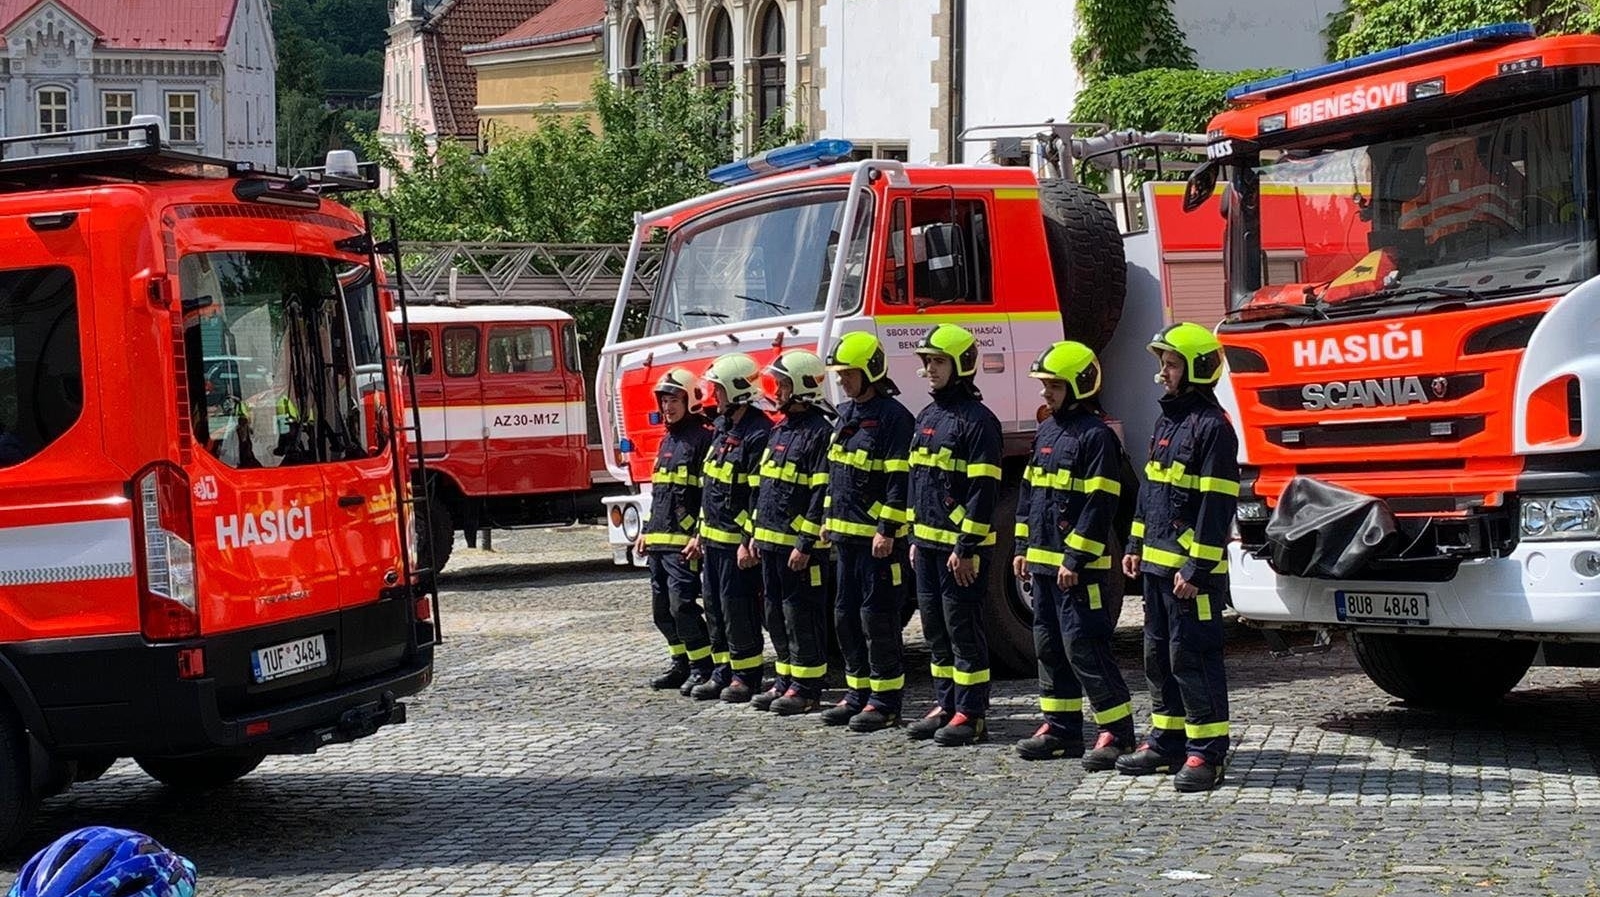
1193, 23, 1600, 706
0, 119, 436, 845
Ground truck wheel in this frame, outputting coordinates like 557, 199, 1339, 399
135, 752, 266, 791
1351, 633, 1535, 707
1039, 179, 1127, 353
419, 491, 454, 573
0, 705, 37, 850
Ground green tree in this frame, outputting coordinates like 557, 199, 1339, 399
1073, 0, 1196, 84
1328, 0, 1600, 59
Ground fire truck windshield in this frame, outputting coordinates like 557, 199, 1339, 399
1227, 96, 1597, 313
646, 188, 872, 336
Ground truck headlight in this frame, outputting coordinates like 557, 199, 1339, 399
622, 505, 642, 541
1521, 494, 1600, 540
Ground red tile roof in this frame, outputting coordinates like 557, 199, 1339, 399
421, 0, 554, 140
0, 0, 238, 51
465, 0, 602, 55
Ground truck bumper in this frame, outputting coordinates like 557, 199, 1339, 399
603, 491, 651, 568
1229, 540, 1600, 636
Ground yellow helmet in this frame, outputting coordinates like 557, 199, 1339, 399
766, 350, 828, 404
702, 353, 761, 405
1028, 340, 1101, 401
824, 331, 889, 382
1148, 322, 1224, 386
653, 368, 701, 412
913, 323, 979, 378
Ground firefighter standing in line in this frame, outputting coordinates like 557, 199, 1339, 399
1117, 322, 1239, 792
750, 350, 835, 716
905, 324, 1003, 747
1012, 341, 1137, 768
819, 332, 915, 732
637, 369, 717, 691
685, 353, 773, 702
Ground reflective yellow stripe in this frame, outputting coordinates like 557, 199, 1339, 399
755, 527, 798, 547
730, 655, 764, 671
968, 462, 1001, 480
828, 445, 885, 472
678, 515, 696, 530
1196, 594, 1212, 621
825, 517, 878, 538
790, 661, 827, 678
1145, 459, 1195, 489
1186, 720, 1230, 739
1085, 555, 1112, 570
809, 566, 822, 587
1094, 702, 1133, 725
1065, 531, 1105, 555
1198, 476, 1240, 496
1131, 520, 1145, 539
1151, 713, 1185, 731
1025, 546, 1065, 566
685, 645, 712, 662
651, 468, 700, 486
952, 668, 991, 686
701, 523, 745, 545
930, 664, 955, 679
1142, 546, 1188, 569
745, 473, 761, 486
1087, 583, 1102, 611
1176, 530, 1229, 568
890, 562, 903, 586
704, 460, 736, 483
644, 533, 693, 547
1014, 521, 1030, 539
792, 515, 824, 537
713, 651, 731, 665
667, 643, 686, 657
870, 675, 905, 691
994, 187, 1039, 201
1040, 696, 1083, 713
914, 523, 959, 545
871, 501, 908, 524
909, 446, 959, 470
1080, 476, 1121, 495
958, 517, 992, 537
884, 458, 910, 473
844, 674, 871, 690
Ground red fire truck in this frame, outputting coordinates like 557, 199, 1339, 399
1195, 23, 1600, 705
0, 120, 436, 845
595, 139, 1143, 674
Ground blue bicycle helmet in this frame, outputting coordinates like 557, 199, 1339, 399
8, 826, 196, 897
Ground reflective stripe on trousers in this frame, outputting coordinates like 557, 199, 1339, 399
1140, 572, 1230, 763
912, 545, 990, 718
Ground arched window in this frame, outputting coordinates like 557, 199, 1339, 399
662, 11, 687, 72
754, 2, 785, 130
705, 8, 733, 90
623, 18, 645, 87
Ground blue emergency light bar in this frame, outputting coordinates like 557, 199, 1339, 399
1226, 22, 1537, 101
707, 138, 855, 186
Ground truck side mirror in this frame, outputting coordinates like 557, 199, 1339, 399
1184, 160, 1221, 213
916, 222, 968, 304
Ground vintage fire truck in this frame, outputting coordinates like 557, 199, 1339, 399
595, 138, 1151, 674
1195, 23, 1600, 705
0, 120, 436, 845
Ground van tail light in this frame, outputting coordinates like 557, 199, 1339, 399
134, 463, 200, 640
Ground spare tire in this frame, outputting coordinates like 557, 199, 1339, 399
1039, 179, 1126, 353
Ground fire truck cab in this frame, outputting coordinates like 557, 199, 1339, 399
1197, 24, 1600, 705
0, 121, 436, 845
596, 139, 1137, 675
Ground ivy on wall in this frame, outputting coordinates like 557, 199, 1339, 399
1071, 67, 1286, 136
1072, 0, 1196, 84
1327, 0, 1600, 60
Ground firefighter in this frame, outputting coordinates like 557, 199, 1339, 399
1012, 341, 1137, 768
750, 349, 834, 716
1117, 322, 1239, 792
819, 332, 915, 732
905, 324, 1003, 747
686, 353, 772, 702
636, 369, 716, 691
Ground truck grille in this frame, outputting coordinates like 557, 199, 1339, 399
1265, 415, 1487, 449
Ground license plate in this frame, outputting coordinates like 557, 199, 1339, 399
251, 634, 328, 683
1336, 590, 1429, 626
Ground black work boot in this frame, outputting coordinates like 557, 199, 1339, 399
933, 712, 986, 747
772, 689, 819, 716
751, 680, 786, 712
678, 668, 711, 697
848, 705, 899, 733
1082, 731, 1134, 772
720, 679, 753, 704
690, 673, 726, 701
819, 699, 861, 727
650, 659, 689, 690
1173, 756, 1225, 792
906, 708, 950, 741
1115, 743, 1183, 776
1015, 723, 1081, 761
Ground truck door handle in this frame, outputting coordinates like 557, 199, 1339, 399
338, 495, 366, 508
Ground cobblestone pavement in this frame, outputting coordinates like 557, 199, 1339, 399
11, 527, 1600, 896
